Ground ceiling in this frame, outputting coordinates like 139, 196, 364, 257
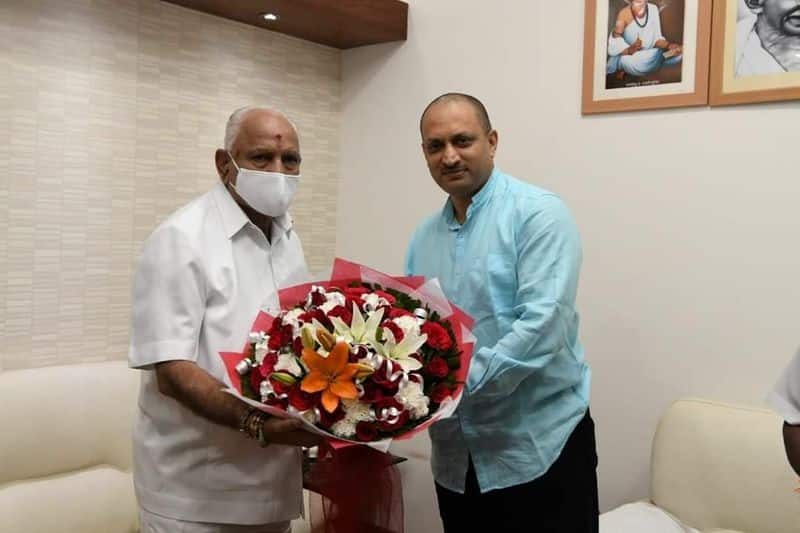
163, 0, 409, 50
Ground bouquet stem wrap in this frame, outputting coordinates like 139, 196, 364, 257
308, 442, 403, 533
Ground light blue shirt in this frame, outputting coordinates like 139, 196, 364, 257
405, 168, 591, 493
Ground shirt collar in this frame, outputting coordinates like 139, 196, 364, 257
211, 182, 294, 240
441, 167, 502, 230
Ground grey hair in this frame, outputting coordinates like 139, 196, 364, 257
223, 106, 299, 152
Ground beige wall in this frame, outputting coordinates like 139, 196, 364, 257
339, 0, 800, 517
0, 0, 341, 371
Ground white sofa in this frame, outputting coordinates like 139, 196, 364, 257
601, 398, 800, 533
0, 361, 140, 532
0, 361, 316, 533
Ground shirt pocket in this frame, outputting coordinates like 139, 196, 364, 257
487, 253, 517, 309
466, 253, 517, 314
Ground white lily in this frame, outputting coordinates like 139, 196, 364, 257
375, 328, 427, 372
329, 302, 384, 347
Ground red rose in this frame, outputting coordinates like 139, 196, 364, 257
425, 357, 450, 379
373, 399, 409, 431
378, 410, 409, 432
430, 383, 453, 404
356, 421, 379, 442
372, 360, 402, 394
388, 307, 413, 319
374, 290, 397, 305
349, 345, 369, 363
327, 305, 353, 326
288, 387, 319, 411
360, 381, 386, 403
421, 321, 453, 351
318, 405, 345, 428
381, 320, 404, 343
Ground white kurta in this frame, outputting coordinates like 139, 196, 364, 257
607, 3, 682, 76
129, 182, 310, 524
768, 350, 800, 425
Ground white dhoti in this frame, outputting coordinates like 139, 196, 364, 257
606, 3, 683, 76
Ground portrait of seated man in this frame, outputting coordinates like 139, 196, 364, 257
606, 0, 684, 88
736, 0, 800, 76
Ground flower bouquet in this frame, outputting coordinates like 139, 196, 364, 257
220, 258, 474, 532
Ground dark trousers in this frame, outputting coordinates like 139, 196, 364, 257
435, 410, 599, 533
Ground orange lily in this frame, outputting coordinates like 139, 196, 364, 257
301, 341, 360, 413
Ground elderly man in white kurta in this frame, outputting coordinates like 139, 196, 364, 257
736, 0, 800, 76
607, 0, 683, 78
129, 106, 321, 532
768, 349, 800, 476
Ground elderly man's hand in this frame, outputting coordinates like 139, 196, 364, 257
624, 37, 643, 55
261, 417, 324, 448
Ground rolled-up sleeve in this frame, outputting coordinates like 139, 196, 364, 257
128, 225, 206, 369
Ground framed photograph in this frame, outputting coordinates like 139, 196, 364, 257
582, 0, 713, 114
710, 0, 800, 106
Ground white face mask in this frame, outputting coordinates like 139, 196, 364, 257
227, 152, 300, 217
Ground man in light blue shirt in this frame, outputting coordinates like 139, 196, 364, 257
406, 93, 598, 532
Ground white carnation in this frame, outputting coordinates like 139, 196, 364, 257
319, 291, 347, 314
397, 380, 429, 420
393, 315, 421, 338
254, 341, 270, 364
330, 418, 357, 439
342, 399, 376, 423
361, 292, 389, 311
282, 308, 305, 330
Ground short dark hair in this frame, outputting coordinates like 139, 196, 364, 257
419, 93, 492, 136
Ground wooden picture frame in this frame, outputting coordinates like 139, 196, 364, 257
709, 0, 800, 106
582, 0, 713, 114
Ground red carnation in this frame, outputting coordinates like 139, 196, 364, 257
344, 287, 370, 298
422, 321, 453, 351
430, 383, 453, 404
292, 336, 304, 357
381, 320, 404, 343
388, 307, 413, 319
327, 304, 353, 326
374, 290, 397, 305
250, 367, 265, 392
310, 291, 326, 306
356, 421, 379, 442
425, 356, 450, 379
288, 387, 319, 411
268, 324, 293, 350
270, 377, 293, 396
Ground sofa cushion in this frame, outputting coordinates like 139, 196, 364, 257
0, 361, 138, 484
651, 399, 800, 533
0, 466, 138, 533
600, 501, 699, 532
